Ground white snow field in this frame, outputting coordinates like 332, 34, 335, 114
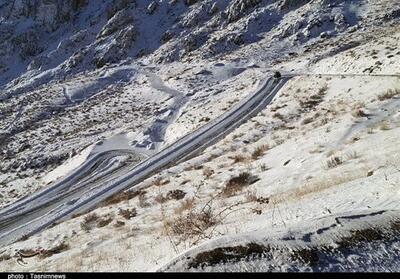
0, 0, 399, 273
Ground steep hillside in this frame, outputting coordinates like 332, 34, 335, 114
0, 0, 399, 272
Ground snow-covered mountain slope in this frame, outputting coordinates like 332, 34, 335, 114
0, 0, 399, 272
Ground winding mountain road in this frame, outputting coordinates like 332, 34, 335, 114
0, 75, 289, 247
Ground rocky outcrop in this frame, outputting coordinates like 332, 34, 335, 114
184, 0, 201, 6
94, 24, 137, 68
226, 0, 261, 23
97, 8, 134, 38
147, 1, 158, 15
279, 0, 312, 10
11, 29, 43, 59
3, 0, 88, 31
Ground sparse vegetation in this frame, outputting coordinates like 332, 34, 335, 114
154, 177, 170, 186
203, 167, 214, 178
174, 197, 196, 215
165, 204, 218, 242
352, 108, 369, 118
188, 243, 269, 269
97, 216, 113, 228
230, 154, 248, 164
290, 248, 319, 266
138, 191, 151, 208
118, 208, 137, 220
326, 156, 343, 169
155, 189, 187, 204
222, 172, 259, 197
251, 144, 269, 160
103, 190, 140, 206
38, 242, 70, 259
166, 189, 186, 200
378, 88, 400, 101
80, 213, 99, 231
113, 220, 125, 228
259, 163, 269, 172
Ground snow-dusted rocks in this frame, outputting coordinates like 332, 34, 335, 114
12, 29, 43, 59
97, 9, 134, 39
226, 0, 261, 23
147, 1, 158, 14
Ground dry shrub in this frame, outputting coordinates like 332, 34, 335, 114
80, 213, 99, 231
290, 248, 319, 266
259, 163, 270, 171
166, 189, 186, 200
345, 151, 359, 160
118, 208, 137, 220
245, 190, 258, 203
336, 227, 384, 249
156, 190, 187, 204
352, 109, 369, 118
256, 196, 270, 204
326, 156, 343, 169
103, 190, 140, 206
166, 205, 218, 241
230, 154, 248, 164
154, 193, 167, 204
318, 85, 328, 96
84, 213, 98, 223
174, 198, 196, 215
97, 216, 113, 228
203, 167, 215, 178
138, 191, 151, 208
154, 177, 170, 186
245, 190, 269, 204
299, 86, 326, 111
222, 172, 259, 197
188, 243, 269, 269
273, 112, 285, 121
18, 234, 30, 242
114, 220, 125, 228
251, 144, 269, 160
378, 88, 399, 101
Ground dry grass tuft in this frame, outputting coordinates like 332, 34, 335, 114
138, 191, 151, 208
80, 213, 99, 231
174, 197, 196, 215
103, 190, 140, 206
154, 177, 170, 186
352, 109, 369, 118
203, 167, 214, 178
118, 208, 137, 220
97, 216, 113, 228
165, 205, 218, 242
326, 156, 343, 169
251, 144, 269, 160
229, 154, 248, 164
222, 172, 259, 197
156, 189, 187, 204
378, 88, 400, 101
